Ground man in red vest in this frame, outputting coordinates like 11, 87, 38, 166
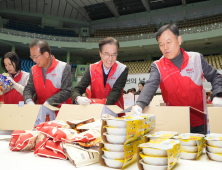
23, 39, 72, 109
133, 24, 222, 134
71, 37, 128, 114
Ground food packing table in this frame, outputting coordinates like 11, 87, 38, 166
1, 135, 222, 170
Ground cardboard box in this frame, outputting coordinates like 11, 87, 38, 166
141, 106, 206, 134
56, 105, 129, 121
0, 104, 59, 130
208, 107, 222, 133
150, 95, 164, 106
100, 137, 148, 169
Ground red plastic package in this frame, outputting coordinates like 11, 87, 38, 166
90, 98, 106, 105
45, 140, 66, 158
37, 127, 78, 142
9, 130, 27, 148
34, 120, 71, 130
34, 139, 66, 160
66, 129, 100, 143
10, 131, 39, 151
32, 133, 49, 152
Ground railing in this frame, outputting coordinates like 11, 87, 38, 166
0, 22, 222, 43
0, 28, 82, 42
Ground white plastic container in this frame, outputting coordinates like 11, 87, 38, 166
181, 146, 198, 153
180, 140, 197, 146
143, 156, 168, 166
103, 149, 125, 159
103, 132, 127, 144
180, 152, 197, 160
207, 152, 222, 162
142, 148, 167, 157
102, 155, 124, 168
104, 143, 124, 152
105, 127, 127, 136
140, 159, 167, 170
207, 140, 222, 148
207, 145, 222, 154
106, 119, 127, 128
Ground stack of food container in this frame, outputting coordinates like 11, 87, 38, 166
100, 115, 154, 169
206, 133, 222, 162
102, 119, 127, 168
138, 139, 181, 170
174, 133, 205, 160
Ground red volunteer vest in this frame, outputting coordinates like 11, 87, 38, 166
32, 57, 72, 107
155, 49, 204, 127
4, 71, 29, 104
90, 61, 126, 116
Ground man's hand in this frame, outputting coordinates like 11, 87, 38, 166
77, 96, 91, 105
27, 100, 35, 105
132, 105, 142, 115
43, 100, 50, 105
212, 97, 222, 107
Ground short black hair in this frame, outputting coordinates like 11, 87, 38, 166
29, 39, 51, 55
156, 24, 179, 41
1, 52, 21, 72
139, 81, 145, 86
99, 37, 119, 52
127, 89, 132, 93
131, 88, 136, 92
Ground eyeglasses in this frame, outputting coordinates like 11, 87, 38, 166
101, 52, 118, 59
30, 54, 41, 60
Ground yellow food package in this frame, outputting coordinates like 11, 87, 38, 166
174, 133, 205, 159
139, 139, 181, 170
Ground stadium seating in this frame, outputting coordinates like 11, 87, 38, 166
7, 20, 76, 37
21, 59, 36, 73
20, 59, 77, 73
204, 55, 222, 70
94, 25, 156, 38
177, 13, 222, 30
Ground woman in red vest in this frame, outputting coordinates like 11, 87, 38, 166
0, 52, 29, 104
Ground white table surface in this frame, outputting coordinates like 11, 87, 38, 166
0, 135, 222, 170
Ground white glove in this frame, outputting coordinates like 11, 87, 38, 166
6, 76, 24, 95
27, 100, 35, 105
212, 97, 222, 107
132, 105, 142, 115
43, 100, 50, 105
77, 96, 91, 105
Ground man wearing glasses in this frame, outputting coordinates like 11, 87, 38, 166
23, 39, 72, 109
71, 37, 128, 114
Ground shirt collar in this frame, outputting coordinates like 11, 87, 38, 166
102, 63, 111, 75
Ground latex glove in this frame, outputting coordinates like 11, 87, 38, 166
43, 100, 50, 105
27, 100, 35, 105
212, 97, 222, 107
77, 96, 91, 105
6, 76, 24, 95
132, 105, 142, 115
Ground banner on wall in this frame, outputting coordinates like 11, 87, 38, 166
124, 73, 161, 93
124, 70, 222, 93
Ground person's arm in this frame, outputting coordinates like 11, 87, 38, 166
106, 67, 129, 105
6, 75, 29, 96
46, 64, 72, 105
71, 67, 91, 103
201, 54, 222, 97
136, 63, 161, 110
23, 67, 36, 103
